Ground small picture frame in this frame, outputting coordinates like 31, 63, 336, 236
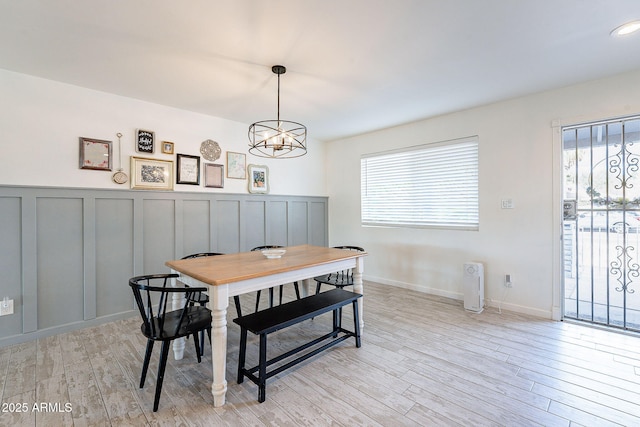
161, 141, 174, 154
130, 157, 173, 190
204, 163, 224, 188
176, 153, 200, 185
136, 129, 155, 154
79, 137, 112, 171
227, 151, 246, 179
248, 164, 269, 194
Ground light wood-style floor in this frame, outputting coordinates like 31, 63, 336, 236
2, 281, 640, 426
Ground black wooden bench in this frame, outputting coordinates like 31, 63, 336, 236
233, 288, 362, 403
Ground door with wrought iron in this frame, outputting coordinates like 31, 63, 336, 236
562, 117, 640, 331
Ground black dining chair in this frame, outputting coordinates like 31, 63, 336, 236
129, 273, 212, 412
313, 246, 365, 328
251, 245, 301, 311
180, 252, 244, 354
314, 246, 365, 294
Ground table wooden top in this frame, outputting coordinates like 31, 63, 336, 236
165, 244, 366, 286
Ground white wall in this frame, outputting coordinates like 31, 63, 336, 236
326, 69, 640, 318
6, 67, 640, 319
0, 69, 326, 196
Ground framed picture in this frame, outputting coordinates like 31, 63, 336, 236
130, 156, 174, 190
176, 153, 200, 185
79, 137, 112, 170
204, 163, 224, 188
136, 129, 155, 154
248, 164, 269, 194
161, 141, 174, 154
226, 151, 246, 179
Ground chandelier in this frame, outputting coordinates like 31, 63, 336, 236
248, 65, 307, 158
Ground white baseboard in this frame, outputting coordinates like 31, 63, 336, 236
0, 311, 137, 347
366, 275, 461, 300
484, 298, 552, 319
364, 275, 553, 319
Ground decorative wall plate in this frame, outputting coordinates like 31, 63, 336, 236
200, 139, 221, 161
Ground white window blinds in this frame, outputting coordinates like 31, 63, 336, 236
361, 136, 479, 230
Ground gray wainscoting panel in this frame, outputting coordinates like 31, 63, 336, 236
215, 199, 241, 254
36, 197, 84, 329
95, 198, 134, 317
143, 199, 176, 274
266, 201, 288, 246
0, 186, 327, 345
182, 199, 211, 256
0, 197, 22, 338
245, 200, 266, 250
309, 201, 328, 246
291, 201, 309, 246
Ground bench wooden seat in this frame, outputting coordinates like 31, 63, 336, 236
233, 288, 362, 402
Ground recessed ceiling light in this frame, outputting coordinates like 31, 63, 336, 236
611, 20, 640, 37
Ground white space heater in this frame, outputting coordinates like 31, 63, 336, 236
463, 262, 484, 313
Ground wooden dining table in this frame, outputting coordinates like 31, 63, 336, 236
165, 244, 366, 407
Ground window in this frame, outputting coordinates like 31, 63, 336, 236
361, 136, 479, 230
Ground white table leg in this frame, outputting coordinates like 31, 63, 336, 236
170, 271, 186, 360
210, 284, 229, 407
352, 256, 365, 332
300, 278, 312, 297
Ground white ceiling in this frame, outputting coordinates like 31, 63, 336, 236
1, 0, 640, 142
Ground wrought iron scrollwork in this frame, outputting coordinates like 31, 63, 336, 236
610, 244, 638, 294
609, 142, 639, 191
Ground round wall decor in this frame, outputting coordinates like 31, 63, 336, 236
112, 170, 128, 184
200, 139, 221, 161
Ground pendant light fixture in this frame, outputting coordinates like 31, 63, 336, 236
248, 65, 307, 158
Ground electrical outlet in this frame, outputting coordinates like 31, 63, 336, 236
501, 199, 514, 209
505, 274, 513, 288
0, 298, 14, 316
